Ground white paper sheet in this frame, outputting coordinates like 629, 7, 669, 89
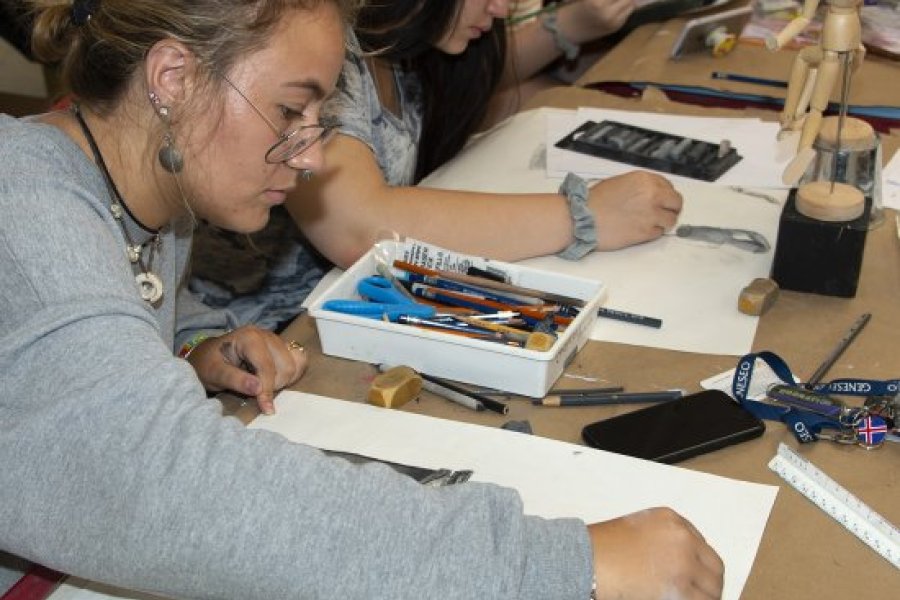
545, 107, 799, 189
46, 392, 778, 600
251, 393, 778, 600
421, 108, 785, 355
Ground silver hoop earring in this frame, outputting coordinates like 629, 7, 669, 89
149, 91, 184, 173
301, 169, 313, 181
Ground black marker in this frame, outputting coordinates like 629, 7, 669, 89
597, 307, 662, 329
422, 373, 509, 415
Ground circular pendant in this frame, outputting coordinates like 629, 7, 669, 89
136, 272, 164, 304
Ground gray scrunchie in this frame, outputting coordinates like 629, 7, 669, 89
557, 173, 597, 260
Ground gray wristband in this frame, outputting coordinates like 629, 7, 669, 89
541, 5, 580, 61
557, 173, 596, 260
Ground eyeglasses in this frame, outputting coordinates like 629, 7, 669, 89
222, 75, 336, 164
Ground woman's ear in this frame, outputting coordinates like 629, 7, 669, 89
144, 39, 195, 107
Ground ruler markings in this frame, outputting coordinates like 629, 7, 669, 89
768, 443, 900, 569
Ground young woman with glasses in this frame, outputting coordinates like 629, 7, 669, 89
0, 1, 721, 598
190, 0, 681, 332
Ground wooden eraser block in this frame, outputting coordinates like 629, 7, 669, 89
367, 366, 422, 408
738, 278, 779, 316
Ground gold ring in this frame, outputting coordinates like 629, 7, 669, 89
288, 340, 304, 351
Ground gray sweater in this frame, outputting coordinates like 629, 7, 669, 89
0, 115, 592, 599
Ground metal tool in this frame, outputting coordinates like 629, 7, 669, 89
768, 443, 900, 569
805, 312, 871, 387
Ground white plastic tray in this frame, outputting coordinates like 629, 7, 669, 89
308, 242, 606, 397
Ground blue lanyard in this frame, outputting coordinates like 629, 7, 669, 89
731, 352, 857, 444
811, 379, 900, 397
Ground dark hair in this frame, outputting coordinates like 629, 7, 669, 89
27, 0, 359, 113
355, 0, 506, 182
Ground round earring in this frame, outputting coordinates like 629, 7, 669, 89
149, 91, 184, 173
158, 134, 184, 173
301, 169, 313, 181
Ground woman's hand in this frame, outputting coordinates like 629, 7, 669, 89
186, 327, 308, 415
588, 171, 682, 250
588, 507, 725, 600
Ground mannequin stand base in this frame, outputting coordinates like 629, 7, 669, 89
771, 187, 870, 298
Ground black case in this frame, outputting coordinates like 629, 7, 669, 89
554, 120, 743, 182
581, 390, 765, 464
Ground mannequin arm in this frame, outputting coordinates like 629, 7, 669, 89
766, 0, 820, 50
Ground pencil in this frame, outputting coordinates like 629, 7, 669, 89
535, 390, 683, 406
411, 284, 573, 327
546, 386, 624, 396
393, 260, 585, 308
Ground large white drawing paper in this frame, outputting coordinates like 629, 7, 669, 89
421, 108, 785, 355
252, 393, 778, 600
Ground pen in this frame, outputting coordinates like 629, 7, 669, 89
710, 72, 788, 88
597, 307, 662, 329
534, 390, 684, 406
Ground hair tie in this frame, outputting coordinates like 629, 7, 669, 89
72, 0, 99, 26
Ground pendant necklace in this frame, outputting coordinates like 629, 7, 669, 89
72, 104, 164, 304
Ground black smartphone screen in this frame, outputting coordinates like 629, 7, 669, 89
581, 390, 765, 464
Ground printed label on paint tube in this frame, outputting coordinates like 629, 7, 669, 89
397, 239, 488, 274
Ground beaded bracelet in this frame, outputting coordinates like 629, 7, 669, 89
541, 3, 580, 61
177, 333, 211, 359
557, 173, 597, 260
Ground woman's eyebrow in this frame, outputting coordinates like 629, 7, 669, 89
283, 79, 329, 100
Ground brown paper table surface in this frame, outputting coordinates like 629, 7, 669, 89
237, 26, 900, 599
576, 17, 900, 116
268, 211, 900, 599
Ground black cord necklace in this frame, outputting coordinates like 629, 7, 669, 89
72, 104, 164, 304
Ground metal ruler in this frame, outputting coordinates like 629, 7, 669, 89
769, 443, 900, 569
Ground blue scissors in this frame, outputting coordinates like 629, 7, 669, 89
322, 276, 436, 321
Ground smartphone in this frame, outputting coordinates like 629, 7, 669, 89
581, 390, 765, 464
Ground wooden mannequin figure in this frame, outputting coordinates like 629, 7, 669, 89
766, 0, 869, 221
